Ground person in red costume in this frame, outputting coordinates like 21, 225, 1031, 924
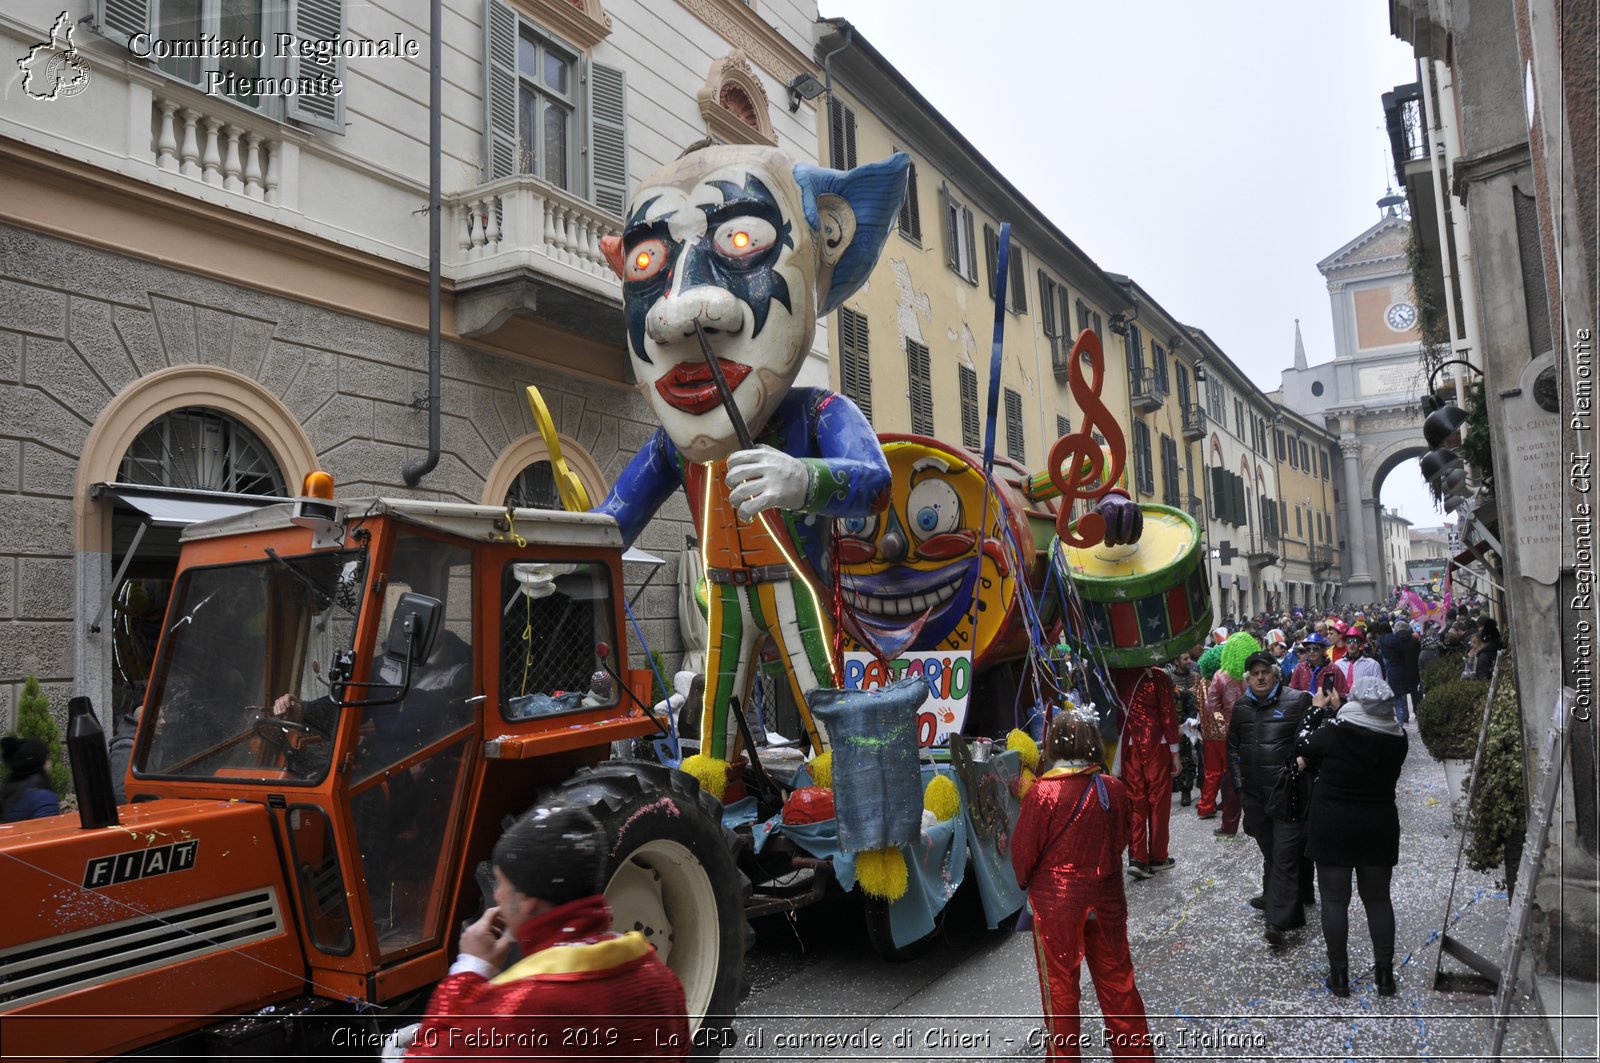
1112, 665, 1181, 878
1012, 710, 1154, 1062
400, 803, 689, 1060
1196, 646, 1242, 835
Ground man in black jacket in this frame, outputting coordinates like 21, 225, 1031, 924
1228, 650, 1314, 947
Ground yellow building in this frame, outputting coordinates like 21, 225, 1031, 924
817, 21, 1133, 479
1268, 400, 1342, 612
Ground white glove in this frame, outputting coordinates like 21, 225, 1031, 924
510, 561, 576, 603
725, 445, 811, 520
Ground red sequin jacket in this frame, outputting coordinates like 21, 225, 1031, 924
405, 895, 689, 1060
1011, 766, 1132, 918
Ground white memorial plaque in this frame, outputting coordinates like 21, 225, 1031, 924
1501, 352, 1563, 584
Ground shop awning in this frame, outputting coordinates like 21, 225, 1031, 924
92, 483, 291, 527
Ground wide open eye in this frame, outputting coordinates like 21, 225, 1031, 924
837, 514, 878, 540
905, 479, 961, 541
625, 238, 669, 283
711, 217, 777, 266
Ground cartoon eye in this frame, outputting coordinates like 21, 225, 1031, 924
837, 514, 878, 540
624, 238, 669, 283
905, 480, 961, 541
711, 217, 777, 265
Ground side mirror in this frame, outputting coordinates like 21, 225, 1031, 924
386, 592, 442, 666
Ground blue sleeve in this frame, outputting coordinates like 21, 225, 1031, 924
592, 429, 683, 547
800, 391, 890, 517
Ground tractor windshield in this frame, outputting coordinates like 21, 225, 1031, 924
138, 548, 366, 783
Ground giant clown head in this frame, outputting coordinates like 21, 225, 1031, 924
600, 145, 908, 463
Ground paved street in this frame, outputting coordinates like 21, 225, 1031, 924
733, 745, 1569, 1061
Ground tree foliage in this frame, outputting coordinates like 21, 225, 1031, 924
11, 676, 69, 795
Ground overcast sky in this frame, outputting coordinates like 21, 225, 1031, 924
819, 1, 1442, 527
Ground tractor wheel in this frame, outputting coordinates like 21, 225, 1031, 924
555, 760, 745, 1057
863, 892, 941, 962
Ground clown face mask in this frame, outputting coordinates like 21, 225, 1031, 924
601, 145, 908, 463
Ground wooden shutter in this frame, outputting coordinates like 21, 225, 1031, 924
1037, 271, 1057, 341
838, 308, 871, 420
1211, 467, 1227, 520
828, 97, 856, 168
286, 0, 346, 133
907, 340, 933, 435
484, 0, 519, 179
1009, 246, 1027, 313
939, 185, 958, 273
984, 224, 998, 300
959, 366, 980, 451
898, 161, 921, 240
1004, 388, 1025, 463
95, 0, 151, 48
961, 206, 976, 283
1057, 414, 1071, 439
588, 60, 628, 216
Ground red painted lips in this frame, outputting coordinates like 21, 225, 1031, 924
655, 359, 752, 415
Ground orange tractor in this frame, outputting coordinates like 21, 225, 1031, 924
1, 479, 748, 1059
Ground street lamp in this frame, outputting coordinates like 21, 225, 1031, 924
1418, 358, 1483, 495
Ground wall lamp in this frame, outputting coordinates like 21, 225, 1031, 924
1419, 358, 1482, 448
787, 72, 825, 112
1193, 359, 1207, 383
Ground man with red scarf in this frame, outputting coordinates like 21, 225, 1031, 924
1113, 666, 1181, 878
402, 803, 689, 1059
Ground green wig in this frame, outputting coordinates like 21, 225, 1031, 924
1198, 644, 1224, 679
1220, 631, 1263, 679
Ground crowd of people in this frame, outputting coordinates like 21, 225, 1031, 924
1010, 597, 1506, 1058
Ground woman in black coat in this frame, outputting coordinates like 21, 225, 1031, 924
1471, 617, 1504, 680
1297, 676, 1408, 998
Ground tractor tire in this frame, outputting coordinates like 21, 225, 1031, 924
554, 760, 745, 1058
862, 892, 941, 962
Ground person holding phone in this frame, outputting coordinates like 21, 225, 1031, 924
1288, 633, 1347, 702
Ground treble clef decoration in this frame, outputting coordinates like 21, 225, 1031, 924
1047, 329, 1128, 548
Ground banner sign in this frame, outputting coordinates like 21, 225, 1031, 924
841, 651, 972, 748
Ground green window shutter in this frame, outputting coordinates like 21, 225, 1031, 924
95, 0, 151, 49
959, 365, 980, 451
984, 224, 998, 300
1009, 246, 1027, 313
898, 161, 921, 240
907, 340, 933, 436
484, 0, 519, 179
962, 206, 976, 283
1037, 271, 1056, 339
285, 0, 346, 133
1004, 388, 1025, 464
828, 97, 856, 169
839, 308, 871, 420
939, 185, 957, 273
588, 60, 628, 216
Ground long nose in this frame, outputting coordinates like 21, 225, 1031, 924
646, 284, 743, 344
879, 508, 909, 563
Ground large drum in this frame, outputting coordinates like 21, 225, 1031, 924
834, 434, 1040, 669
1059, 504, 1213, 668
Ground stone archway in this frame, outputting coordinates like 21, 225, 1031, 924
1331, 405, 1428, 603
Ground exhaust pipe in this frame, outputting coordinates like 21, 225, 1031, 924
67, 696, 119, 829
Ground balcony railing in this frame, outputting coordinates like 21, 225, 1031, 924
1310, 544, 1335, 572
148, 92, 287, 203
1382, 81, 1428, 185
1130, 367, 1161, 411
444, 175, 622, 297
1182, 403, 1206, 441
1185, 493, 1205, 525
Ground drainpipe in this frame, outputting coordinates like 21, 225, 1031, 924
817, 19, 854, 100
403, 0, 443, 487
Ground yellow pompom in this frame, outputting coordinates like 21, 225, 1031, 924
855, 846, 909, 901
1018, 768, 1037, 799
679, 753, 729, 801
923, 774, 961, 822
807, 750, 833, 790
1007, 728, 1041, 772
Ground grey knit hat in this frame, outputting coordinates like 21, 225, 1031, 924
1348, 676, 1396, 717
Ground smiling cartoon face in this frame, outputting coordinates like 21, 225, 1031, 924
835, 437, 1032, 664
609, 147, 820, 462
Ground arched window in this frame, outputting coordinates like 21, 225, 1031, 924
698, 51, 777, 146
503, 459, 562, 510
119, 407, 287, 496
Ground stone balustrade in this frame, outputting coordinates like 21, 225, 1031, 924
446, 175, 621, 295
151, 96, 281, 203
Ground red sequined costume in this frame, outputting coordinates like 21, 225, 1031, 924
1198, 671, 1243, 832
1112, 668, 1179, 866
405, 895, 688, 1060
1012, 765, 1154, 1062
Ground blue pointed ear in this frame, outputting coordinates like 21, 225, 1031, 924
794, 153, 909, 315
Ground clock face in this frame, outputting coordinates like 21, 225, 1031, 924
1385, 302, 1417, 331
